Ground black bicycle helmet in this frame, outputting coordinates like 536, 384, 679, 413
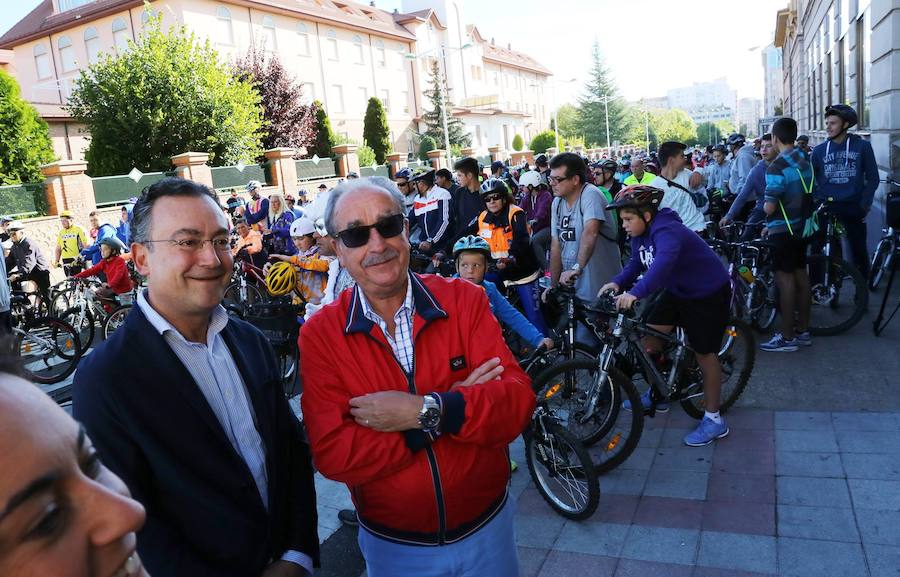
712, 144, 727, 154
726, 133, 746, 147
599, 159, 617, 172
824, 104, 858, 128
607, 185, 665, 211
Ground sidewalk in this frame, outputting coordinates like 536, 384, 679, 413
313, 408, 900, 577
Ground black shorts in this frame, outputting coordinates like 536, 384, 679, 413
647, 284, 731, 355
769, 233, 808, 273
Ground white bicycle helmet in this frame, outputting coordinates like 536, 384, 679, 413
290, 217, 316, 237
518, 171, 543, 189
481, 177, 504, 193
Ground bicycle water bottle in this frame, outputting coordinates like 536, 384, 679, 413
738, 265, 755, 284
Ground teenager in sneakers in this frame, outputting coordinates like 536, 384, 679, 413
407, 168, 452, 256
600, 185, 731, 446
760, 117, 813, 352
650, 142, 707, 233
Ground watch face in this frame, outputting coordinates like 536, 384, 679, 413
421, 408, 441, 430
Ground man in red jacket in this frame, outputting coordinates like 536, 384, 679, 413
300, 176, 535, 577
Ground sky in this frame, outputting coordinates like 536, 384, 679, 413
1, 0, 787, 106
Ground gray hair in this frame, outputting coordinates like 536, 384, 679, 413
324, 176, 406, 237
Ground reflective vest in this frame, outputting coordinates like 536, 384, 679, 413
476, 205, 528, 259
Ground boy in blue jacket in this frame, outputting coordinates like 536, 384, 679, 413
600, 185, 731, 447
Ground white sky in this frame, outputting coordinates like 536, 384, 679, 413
2, 0, 788, 105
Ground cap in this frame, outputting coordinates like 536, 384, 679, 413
284, 194, 295, 201
318, 183, 328, 190
491, 160, 505, 172
7, 221, 25, 231
0, 216, 11, 224
60, 210, 74, 218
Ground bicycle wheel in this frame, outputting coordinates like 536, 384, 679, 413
806, 255, 868, 336
868, 237, 894, 291
50, 288, 73, 316
102, 305, 132, 340
277, 344, 299, 398
15, 316, 82, 385
752, 273, 778, 332
223, 282, 264, 309
525, 419, 599, 520
679, 320, 756, 419
59, 306, 95, 351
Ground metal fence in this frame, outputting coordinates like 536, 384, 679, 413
0, 183, 46, 217
296, 158, 337, 181
406, 159, 429, 170
359, 165, 390, 178
92, 172, 173, 206
476, 155, 492, 167
211, 164, 269, 192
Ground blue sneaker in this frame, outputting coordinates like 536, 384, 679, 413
623, 389, 669, 413
684, 417, 729, 446
760, 333, 799, 352
793, 331, 812, 347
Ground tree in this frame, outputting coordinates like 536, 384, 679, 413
0, 69, 55, 184
695, 122, 724, 146
623, 105, 658, 150
418, 135, 436, 161
312, 101, 336, 158
576, 40, 631, 147
774, 99, 784, 116
358, 145, 376, 167
529, 130, 556, 154
650, 109, 697, 144
421, 60, 471, 149
512, 134, 524, 151
233, 44, 316, 154
363, 97, 391, 164
67, 14, 263, 176
555, 103, 580, 140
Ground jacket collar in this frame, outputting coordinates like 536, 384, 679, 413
345, 272, 447, 335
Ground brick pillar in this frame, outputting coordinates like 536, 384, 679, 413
460, 147, 476, 158
386, 152, 406, 178
332, 144, 360, 177
170, 152, 213, 188
488, 146, 505, 163
264, 147, 301, 195
40, 160, 96, 222
546, 147, 559, 157
426, 149, 447, 170
510, 150, 535, 166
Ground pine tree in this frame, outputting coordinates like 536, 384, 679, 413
312, 101, 336, 158
363, 97, 391, 164
576, 40, 631, 147
0, 69, 55, 184
422, 60, 471, 149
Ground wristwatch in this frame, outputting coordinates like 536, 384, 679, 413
571, 263, 582, 273
417, 394, 442, 431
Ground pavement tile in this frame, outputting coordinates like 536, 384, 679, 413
848, 479, 900, 511
865, 543, 900, 577
711, 448, 775, 476
594, 494, 639, 525
778, 537, 868, 577
775, 429, 839, 452
777, 504, 860, 542
696, 531, 777, 574
667, 410, 701, 428
856, 509, 900, 546
776, 476, 852, 508
636, 427, 663, 449
832, 411, 899, 432
614, 558, 693, 577
554, 521, 629, 557
517, 547, 549, 577
621, 525, 700, 565
707, 472, 775, 503
633, 496, 704, 529
775, 451, 844, 478
774, 411, 834, 431
515, 513, 566, 549
643, 469, 709, 501
841, 453, 900, 481
716, 428, 775, 452
701, 500, 775, 536
650, 447, 714, 473
517, 488, 562, 517
660, 428, 694, 448
836, 431, 900, 454
692, 568, 776, 577
599, 468, 648, 496
612, 447, 656, 471
722, 409, 774, 430
536, 550, 617, 577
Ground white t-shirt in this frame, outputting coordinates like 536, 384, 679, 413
651, 170, 706, 232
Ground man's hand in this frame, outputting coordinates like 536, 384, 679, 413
559, 269, 580, 286
452, 357, 504, 390
540, 337, 555, 351
719, 217, 731, 227
598, 282, 620, 297
763, 201, 776, 216
689, 171, 703, 189
615, 292, 638, 310
260, 560, 309, 577
350, 391, 422, 432
419, 241, 432, 251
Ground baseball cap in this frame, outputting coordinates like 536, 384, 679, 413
60, 210, 74, 218
7, 221, 25, 231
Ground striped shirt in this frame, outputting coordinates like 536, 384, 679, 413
358, 276, 415, 374
765, 148, 813, 235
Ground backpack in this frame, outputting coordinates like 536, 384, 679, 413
659, 175, 708, 210
780, 168, 818, 239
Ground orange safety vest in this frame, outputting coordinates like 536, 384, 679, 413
476, 205, 529, 259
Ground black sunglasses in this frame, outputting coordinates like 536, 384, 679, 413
336, 213, 405, 248
484, 194, 505, 202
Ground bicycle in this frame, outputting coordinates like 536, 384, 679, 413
229, 300, 302, 397
223, 257, 268, 311
8, 298, 83, 389
869, 178, 899, 291
708, 231, 778, 333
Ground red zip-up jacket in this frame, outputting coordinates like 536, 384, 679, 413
74, 256, 133, 294
300, 273, 534, 545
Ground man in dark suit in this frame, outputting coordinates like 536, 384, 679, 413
74, 177, 318, 577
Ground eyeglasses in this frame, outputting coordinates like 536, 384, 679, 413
142, 237, 232, 252
484, 194, 504, 202
548, 174, 572, 184
335, 213, 405, 248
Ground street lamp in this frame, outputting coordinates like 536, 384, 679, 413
599, 94, 614, 149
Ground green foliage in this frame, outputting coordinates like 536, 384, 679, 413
623, 105, 658, 150
694, 119, 736, 145
511, 134, 524, 151
450, 143, 463, 159
363, 97, 391, 164
576, 40, 631, 147
67, 14, 263, 176
555, 104, 580, 140
650, 109, 697, 145
418, 135, 437, 161
529, 130, 557, 154
357, 144, 376, 167
312, 101, 337, 158
421, 60, 471, 148
0, 70, 55, 185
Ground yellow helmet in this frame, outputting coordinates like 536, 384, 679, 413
265, 261, 296, 296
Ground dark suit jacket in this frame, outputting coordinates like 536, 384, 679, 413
73, 304, 319, 577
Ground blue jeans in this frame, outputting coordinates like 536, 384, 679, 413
358, 498, 519, 577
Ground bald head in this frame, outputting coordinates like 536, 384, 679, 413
630, 159, 645, 178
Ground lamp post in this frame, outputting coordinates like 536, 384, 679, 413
599, 95, 613, 148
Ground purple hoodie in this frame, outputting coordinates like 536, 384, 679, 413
517, 189, 552, 232
613, 208, 728, 299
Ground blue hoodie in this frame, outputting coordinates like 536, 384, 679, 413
81, 223, 118, 266
810, 134, 879, 208
455, 276, 544, 349
116, 203, 134, 246
613, 208, 728, 300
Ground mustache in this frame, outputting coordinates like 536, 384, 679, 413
362, 248, 400, 268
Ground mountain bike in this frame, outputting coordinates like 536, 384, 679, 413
869, 178, 899, 291
9, 298, 83, 388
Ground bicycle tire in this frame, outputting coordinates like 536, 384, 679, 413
102, 306, 132, 340
223, 282, 264, 309
806, 255, 868, 336
752, 273, 778, 332
59, 306, 95, 351
868, 238, 894, 291
16, 316, 82, 385
525, 420, 599, 520
679, 319, 756, 419
277, 344, 299, 398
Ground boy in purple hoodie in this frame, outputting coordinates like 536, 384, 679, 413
600, 185, 731, 447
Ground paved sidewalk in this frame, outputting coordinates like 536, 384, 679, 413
313, 409, 900, 577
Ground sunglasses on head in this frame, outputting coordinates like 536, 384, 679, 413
336, 213, 405, 248
484, 194, 504, 202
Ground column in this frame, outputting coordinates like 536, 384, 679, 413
331, 144, 360, 178
40, 160, 96, 221
488, 145, 504, 163
459, 147, 477, 158
426, 149, 447, 170
264, 148, 301, 195
170, 152, 214, 188
386, 153, 406, 178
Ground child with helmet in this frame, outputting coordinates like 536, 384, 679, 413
267, 217, 329, 304
72, 236, 133, 308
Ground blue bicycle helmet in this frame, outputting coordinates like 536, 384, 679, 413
452, 235, 491, 260
394, 167, 413, 181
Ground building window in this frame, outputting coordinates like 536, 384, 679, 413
326, 29, 338, 61
297, 22, 310, 56
858, 9, 871, 128
112, 18, 129, 54
57, 36, 76, 73
33, 44, 51, 80
140, 8, 157, 25
83, 27, 101, 64
331, 84, 344, 113
216, 6, 234, 46
374, 39, 386, 67
261, 15, 277, 51
358, 86, 368, 108
836, 39, 845, 104
843, 34, 853, 107
402, 91, 409, 114
380, 89, 390, 113
352, 35, 364, 64
300, 82, 315, 105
